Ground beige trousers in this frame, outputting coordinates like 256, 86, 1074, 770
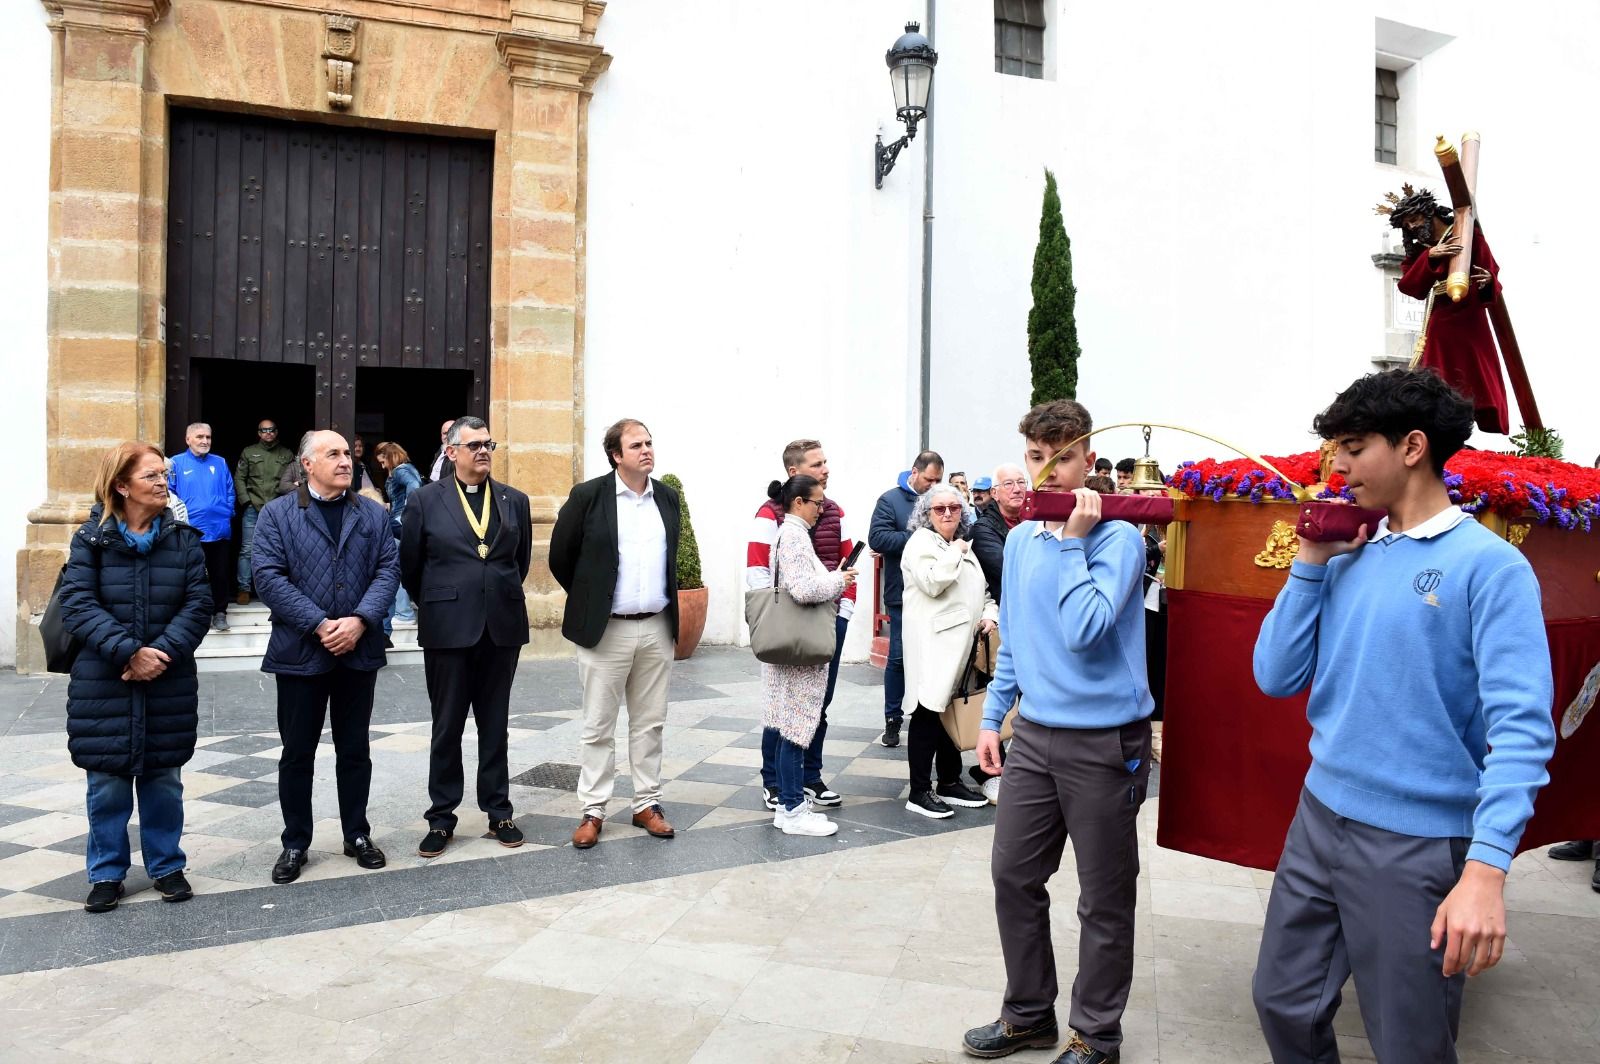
575, 614, 673, 819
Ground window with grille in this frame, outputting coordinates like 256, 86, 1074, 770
995, 0, 1045, 78
1375, 68, 1399, 164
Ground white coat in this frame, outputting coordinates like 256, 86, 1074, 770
900, 526, 998, 713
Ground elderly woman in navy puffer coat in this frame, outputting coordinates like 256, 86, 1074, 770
58, 441, 212, 914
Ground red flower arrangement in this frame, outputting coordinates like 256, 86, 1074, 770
1170, 450, 1600, 532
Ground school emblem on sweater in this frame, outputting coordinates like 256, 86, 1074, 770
1412, 569, 1442, 595
1562, 659, 1600, 740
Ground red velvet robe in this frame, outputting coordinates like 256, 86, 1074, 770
1397, 227, 1510, 434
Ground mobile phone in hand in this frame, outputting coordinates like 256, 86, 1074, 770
840, 542, 866, 571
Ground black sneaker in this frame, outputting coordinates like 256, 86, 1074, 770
489, 819, 524, 848
153, 870, 194, 903
1548, 839, 1596, 861
880, 718, 902, 748
417, 828, 452, 858
962, 1017, 1059, 1058
936, 780, 989, 809
761, 786, 780, 811
84, 880, 124, 914
804, 782, 843, 807
1592, 860, 1600, 895
905, 790, 954, 819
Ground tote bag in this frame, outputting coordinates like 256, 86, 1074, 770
744, 531, 837, 666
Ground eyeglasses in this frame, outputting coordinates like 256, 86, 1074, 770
258, 427, 278, 434
457, 440, 497, 453
997, 479, 1028, 489
801, 497, 825, 507
930, 504, 963, 516
132, 473, 166, 485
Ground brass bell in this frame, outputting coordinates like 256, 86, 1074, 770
1129, 455, 1166, 493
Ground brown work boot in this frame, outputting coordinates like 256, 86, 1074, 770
631, 804, 675, 839
236, 590, 251, 606
571, 814, 603, 849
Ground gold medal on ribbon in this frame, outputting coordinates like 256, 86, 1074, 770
454, 479, 494, 561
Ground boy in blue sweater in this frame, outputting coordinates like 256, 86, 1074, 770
962, 400, 1151, 1064
1252, 369, 1555, 1063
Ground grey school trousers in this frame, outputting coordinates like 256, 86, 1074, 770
991, 714, 1152, 1055
1254, 788, 1469, 1063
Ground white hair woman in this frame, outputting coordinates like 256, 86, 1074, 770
899, 483, 997, 817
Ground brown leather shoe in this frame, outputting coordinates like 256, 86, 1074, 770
571, 814, 603, 849
236, 590, 251, 606
631, 804, 675, 839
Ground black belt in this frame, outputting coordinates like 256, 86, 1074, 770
611, 611, 660, 621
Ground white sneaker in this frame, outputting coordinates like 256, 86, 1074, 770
981, 776, 1001, 805
773, 802, 839, 837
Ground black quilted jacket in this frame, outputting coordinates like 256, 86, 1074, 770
59, 506, 212, 774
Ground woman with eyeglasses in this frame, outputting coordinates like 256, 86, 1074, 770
760, 474, 856, 836
57, 442, 213, 912
900, 483, 997, 818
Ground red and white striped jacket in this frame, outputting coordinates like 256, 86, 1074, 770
746, 496, 856, 620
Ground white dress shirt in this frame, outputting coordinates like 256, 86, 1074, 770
611, 473, 670, 616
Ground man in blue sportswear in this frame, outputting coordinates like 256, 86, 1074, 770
1251, 368, 1556, 1063
962, 400, 1152, 1064
168, 421, 236, 632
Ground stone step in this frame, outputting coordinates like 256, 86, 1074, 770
195, 611, 420, 672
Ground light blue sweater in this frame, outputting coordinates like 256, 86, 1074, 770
1253, 517, 1555, 871
982, 520, 1152, 731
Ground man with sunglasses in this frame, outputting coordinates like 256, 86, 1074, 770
400, 415, 534, 858
234, 418, 296, 605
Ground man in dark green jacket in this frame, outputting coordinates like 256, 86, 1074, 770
233, 418, 295, 603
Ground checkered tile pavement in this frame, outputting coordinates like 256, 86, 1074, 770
0, 653, 966, 916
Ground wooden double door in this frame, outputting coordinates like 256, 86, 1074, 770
164, 109, 492, 464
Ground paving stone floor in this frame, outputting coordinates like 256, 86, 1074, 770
0, 648, 1595, 1062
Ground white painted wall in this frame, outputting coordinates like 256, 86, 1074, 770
0, 6, 52, 667
585, 0, 1598, 661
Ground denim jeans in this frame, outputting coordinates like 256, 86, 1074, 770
761, 615, 847, 789
237, 505, 259, 592
385, 583, 415, 635
85, 768, 186, 883
883, 604, 905, 723
775, 734, 808, 813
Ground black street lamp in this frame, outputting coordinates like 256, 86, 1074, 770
874, 22, 938, 189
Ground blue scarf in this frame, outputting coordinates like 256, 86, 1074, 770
116, 516, 161, 555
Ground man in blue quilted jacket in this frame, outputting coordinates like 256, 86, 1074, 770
252, 429, 399, 885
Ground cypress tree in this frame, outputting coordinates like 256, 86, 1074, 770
659, 474, 703, 589
1027, 168, 1081, 404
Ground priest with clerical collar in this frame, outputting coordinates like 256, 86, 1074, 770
399, 415, 534, 859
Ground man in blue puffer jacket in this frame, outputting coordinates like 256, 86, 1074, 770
867, 450, 944, 748
251, 429, 399, 885
168, 422, 235, 632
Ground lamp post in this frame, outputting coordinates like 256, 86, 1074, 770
874, 22, 938, 189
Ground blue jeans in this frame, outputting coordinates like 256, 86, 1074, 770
761, 615, 847, 790
85, 768, 186, 883
884, 604, 905, 723
237, 505, 259, 592
775, 734, 808, 813
385, 583, 415, 635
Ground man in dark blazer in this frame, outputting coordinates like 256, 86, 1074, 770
400, 415, 533, 859
549, 417, 680, 849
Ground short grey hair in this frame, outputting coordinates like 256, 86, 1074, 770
447, 416, 488, 445
298, 430, 326, 463
184, 422, 210, 437
907, 484, 972, 536
993, 462, 1025, 485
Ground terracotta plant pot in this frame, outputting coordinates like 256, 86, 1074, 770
674, 586, 708, 660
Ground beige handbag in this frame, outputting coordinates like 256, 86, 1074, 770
942, 628, 1017, 751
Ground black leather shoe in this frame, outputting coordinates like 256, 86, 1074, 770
271, 848, 309, 884
417, 828, 451, 858
343, 835, 387, 869
1548, 839, 1596, 861
962, 1018, 1059, 1058
1051, 1033, 1118, 1064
